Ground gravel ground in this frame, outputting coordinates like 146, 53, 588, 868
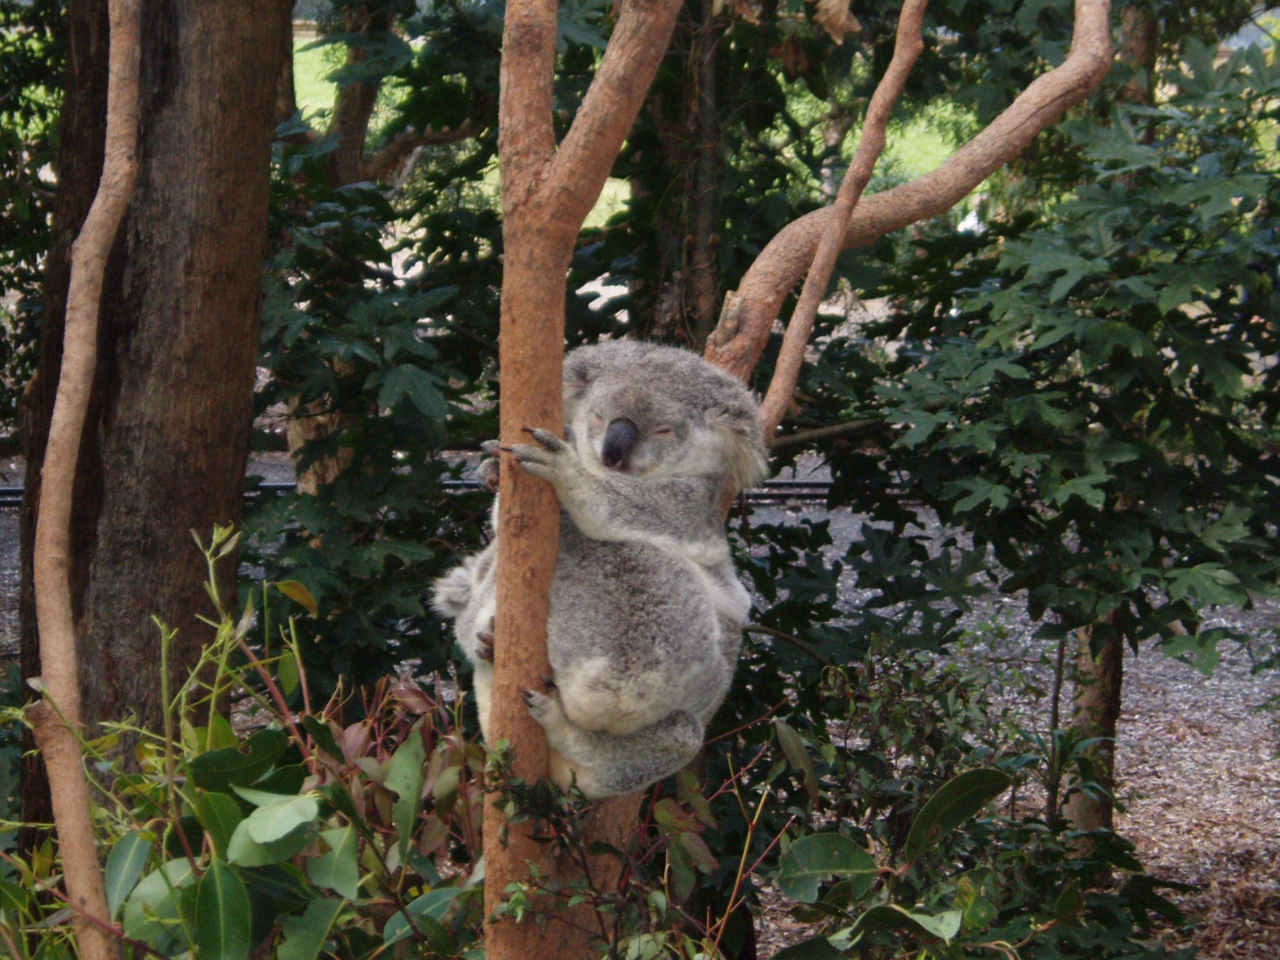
2, 455, 1278, 956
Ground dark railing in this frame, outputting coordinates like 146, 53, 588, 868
0, 478, 834, 510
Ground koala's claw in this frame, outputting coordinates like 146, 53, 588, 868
475, 630, 494, 662
522, 427, 568, 452
523, 688, 551, 719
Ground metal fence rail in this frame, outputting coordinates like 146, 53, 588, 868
0, 478, 834, 510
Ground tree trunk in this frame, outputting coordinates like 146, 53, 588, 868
1063, 623, 1124, 833
1061, 7, 1152, 838
19, 0, 293, 808
18, 0, 110, 853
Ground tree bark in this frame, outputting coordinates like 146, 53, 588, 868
19, 0, 111, 852
705, 0, 1114, 383
755, 0, 927, 439
26, 0, 141, 953
18, 0, 293, 787
1064, 623, 1124, 833
485, 0, 684, 955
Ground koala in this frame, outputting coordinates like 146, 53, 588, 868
431, 341, 768, 798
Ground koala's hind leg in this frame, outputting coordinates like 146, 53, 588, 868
524, 682, 702, 798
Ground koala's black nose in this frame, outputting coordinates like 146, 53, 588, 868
601, 418, 640, 469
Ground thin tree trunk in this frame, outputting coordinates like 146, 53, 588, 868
688, 0, 723, 349
18, 0, 110, 853
1064, 623, 1124, 833
27, 0, 140, 953
485, 0, 684, 954
1061, 7, 1152, 838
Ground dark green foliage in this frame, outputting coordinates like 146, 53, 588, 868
0, 0, 63, 434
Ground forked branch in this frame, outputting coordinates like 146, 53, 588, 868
29, 0, 140, 958
756, 0, 929, 438
706, 0, 1114, 383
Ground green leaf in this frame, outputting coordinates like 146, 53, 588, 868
378, 364, 448, 420
194, 791, 243, 859
279, 648, 300, 696
278, 898, 345, 960
234, 789, 319, 843
274, 580, 318, 615
382, 888, 464, 947
195, 858, 252, 960
105, 831, 152, 920
307, 826, 361, 900
122, 858, 197, 950
227, 818, 321, 867
903, 768, 1011, 862
776, 833, 878, 904
773, 719, 819, 802
1054, 880, 1085, 920
206, 713, 239, 751
849, 904, 961, 943
302, 715, 345, 762
187, 728, 288, 792
386, 729, 426, 861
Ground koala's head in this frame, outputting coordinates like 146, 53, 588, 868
562, 341, 769, 493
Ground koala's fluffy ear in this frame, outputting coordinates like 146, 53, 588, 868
706, 404, 769, 494
563, 348, 601, 418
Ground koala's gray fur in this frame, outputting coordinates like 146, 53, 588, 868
431, 341, 767, 798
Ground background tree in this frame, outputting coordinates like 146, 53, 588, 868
18, 0, 293, 833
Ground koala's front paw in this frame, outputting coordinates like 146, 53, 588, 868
473, 440, 501, 492
475, 616, 495, 663
504, 427, 575, 486
524, 675, 570, 741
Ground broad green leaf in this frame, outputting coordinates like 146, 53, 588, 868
227, 818, 320, 867
105, 831, 151, 920
386, 729, 426, 861
776, 833, 878, 904
307, 826, 361, 900
849, 904, 961, 943
122, 858, 196, 950
195, 858, 252, 960
903, 768, 1011, 862
205, 713, 239, 751
1054, 880, 1085, 920
302, 715, 345, 761
378, 364, 448, 420
234, 789, 319, 843
194, 791, 243, 859
187, 728, 288, 792
278, 898, 344, 960
274, 580, 318, 615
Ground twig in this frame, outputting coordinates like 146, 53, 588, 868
746, 625, 834, 667
756, 0, 929, 438
770, 418, 884, 450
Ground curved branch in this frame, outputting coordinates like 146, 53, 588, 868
756, 0, 928, 438
544, 0, 684, 231
32, 0, 140, 957
705, 0, 1115, 383
361, 120, 478, 183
